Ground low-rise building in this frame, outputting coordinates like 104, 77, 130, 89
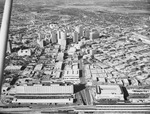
57, 52, 64, 61
37, 39, 44, 48
127, 94, 150, 104
122, 79, 129, 86
63, 69, 80, 82
127, 88, 150, 95
18, 49, 31, 56
54, 62, 63, 71
95, 85, 124, 101
97, 77, 106, 83
9, 84, 74, 104
60, 39, 66, 50
5, 65, 22, 71
68, 47, 76, 55
34, 64, 43, 71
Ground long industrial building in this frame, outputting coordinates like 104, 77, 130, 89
8, 84, 74, 104
95, 85, 124, 101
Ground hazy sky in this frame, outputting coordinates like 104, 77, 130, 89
0, 0, 148, 3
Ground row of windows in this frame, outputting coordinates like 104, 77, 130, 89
15, 96, 73, 99
133, 90, 150, 93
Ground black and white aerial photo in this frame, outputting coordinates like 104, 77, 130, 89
0, 0, 150, 114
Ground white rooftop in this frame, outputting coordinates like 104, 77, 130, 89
5, 65, 22, 70
10, 85, 73, 94
96, 85, 122, 94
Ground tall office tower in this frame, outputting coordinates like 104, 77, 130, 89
51, 31, 57, 44
75, 25, 83, 40
83, 29, 90, 38
72, 31, 79, 43
60, 31, 67, 40
7, 40, 12, 53
57, 30, 61, 45
90, 30, 99, 40
57, 30, 67, 45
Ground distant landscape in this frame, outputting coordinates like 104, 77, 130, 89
0, 0, 150, 13
0, 0, 150, 28
13, 0, 150, 12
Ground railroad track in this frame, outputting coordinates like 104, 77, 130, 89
1, 105, 150, 113
73, 105, 150, 113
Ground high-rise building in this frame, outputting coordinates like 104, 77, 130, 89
83, 29, 90, 38
57, 30, 61, 45
90, 30, 99, 40
51, 31, 57, 43
60, 31, 67, 40
6, 40, 12, 53
72, 31, 79, 43
75, 25, 83, 40
57, 30, 67, 45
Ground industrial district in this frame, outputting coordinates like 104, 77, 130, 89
0, 0, 150, 113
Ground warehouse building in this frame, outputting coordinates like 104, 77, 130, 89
127, 94, 150, 104
9, 84, 74, 104
95, 85, 124, 101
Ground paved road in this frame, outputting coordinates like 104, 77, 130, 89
76, 92, 83, 105
85, 87, 92, 105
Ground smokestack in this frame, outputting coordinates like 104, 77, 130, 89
0, 0, 13, 95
